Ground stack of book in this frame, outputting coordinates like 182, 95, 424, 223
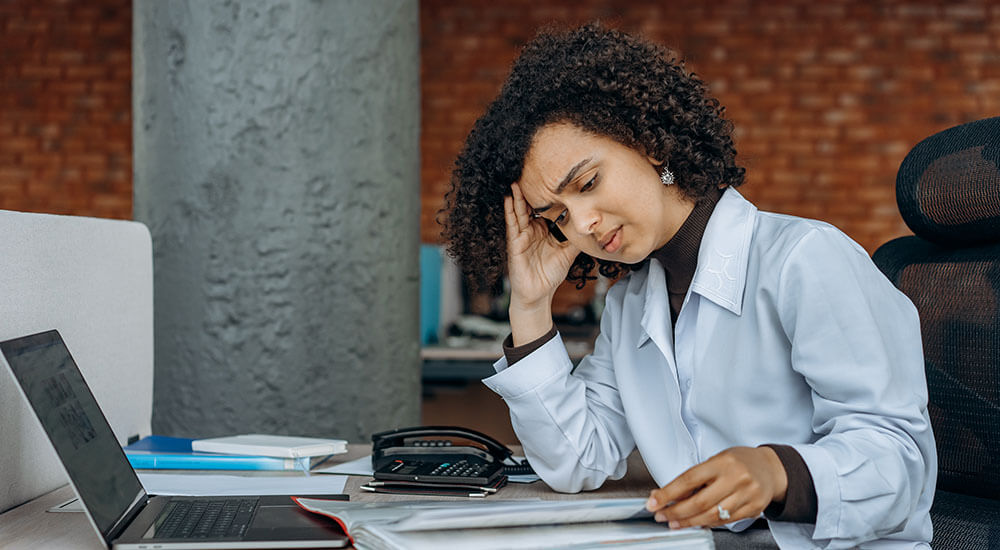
123, 434, 348, 472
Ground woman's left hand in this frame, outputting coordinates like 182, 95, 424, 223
645, 446, 788, 529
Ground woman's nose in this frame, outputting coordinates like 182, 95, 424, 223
570, 203, 600, 236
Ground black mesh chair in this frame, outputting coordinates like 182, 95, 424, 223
873, 117, 1000, 550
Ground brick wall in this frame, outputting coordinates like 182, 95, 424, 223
421, 0, 1000, 255
0, 0, 131, 218
3, 0, 999, 256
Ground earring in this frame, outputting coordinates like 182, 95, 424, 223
660, 166, 675, 186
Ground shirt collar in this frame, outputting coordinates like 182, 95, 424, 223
649, 187, 722, 294
633, 187, 755, 350
688, 187, 757, 315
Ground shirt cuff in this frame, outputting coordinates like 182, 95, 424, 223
761, 444, 819, 524
502, 325, 557, 366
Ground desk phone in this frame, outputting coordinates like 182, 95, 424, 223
371, 426, 533, 487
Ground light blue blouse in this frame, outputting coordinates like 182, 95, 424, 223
484, 188, 936, 549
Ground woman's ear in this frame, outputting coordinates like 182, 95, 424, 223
647, 155, 662, 166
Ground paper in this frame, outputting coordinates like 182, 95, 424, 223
392, 498, 652, 531
361, 521, 714, 550
313, 454, 541, 483
138, 472, 347, 496
294, 497, 713, 550
294, 497, 656, 531
314, 455, 375, 476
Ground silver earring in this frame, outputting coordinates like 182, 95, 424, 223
660, 166, 675, 186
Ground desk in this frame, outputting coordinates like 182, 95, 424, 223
0, 444, 656, 550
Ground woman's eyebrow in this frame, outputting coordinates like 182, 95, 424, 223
532, 157, 592, 213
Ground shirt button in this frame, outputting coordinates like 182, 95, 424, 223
685, 379, 693, 390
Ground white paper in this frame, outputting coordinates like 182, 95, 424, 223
138, 472, 347, 496
313, 455, 374, 476
312, 454, 541, 483
359, 521, 713, 550
295, 497, 652, 531
294, 498, 712, 550
392, 497, 653, 531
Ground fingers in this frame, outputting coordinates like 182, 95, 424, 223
646, 447, 780, 529
503, 194, 518, 241
655, 482, 727, 522
646, 462, 716, 511
647, 468, 729, 528
510, 183, 531, 232
505, 183, 540, 245
507, 183, 568, 251
663, 493, 751, 529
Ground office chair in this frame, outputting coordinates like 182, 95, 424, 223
872, 116, 1000, 549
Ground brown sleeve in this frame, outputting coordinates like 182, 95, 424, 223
761, 444, 818, 523
502, 325, 558, 366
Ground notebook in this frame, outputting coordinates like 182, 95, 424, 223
0, 329, 350, 549
192, 434, 347, 458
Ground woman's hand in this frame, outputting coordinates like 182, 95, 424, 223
645, 446, 788, 529
505, 183, 580, 343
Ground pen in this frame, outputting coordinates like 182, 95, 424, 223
364, 480, 500, 493
360, 484, 488, 498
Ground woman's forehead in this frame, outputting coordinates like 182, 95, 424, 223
520, 124, 600, 198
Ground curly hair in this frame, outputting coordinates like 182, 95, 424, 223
440, 23, 745, 291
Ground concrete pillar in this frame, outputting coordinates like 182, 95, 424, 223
133, 0, 420, 441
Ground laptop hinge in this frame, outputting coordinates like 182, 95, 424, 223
105, 491, 149, 544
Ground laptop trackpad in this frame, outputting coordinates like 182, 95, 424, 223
243, 496, 347, 542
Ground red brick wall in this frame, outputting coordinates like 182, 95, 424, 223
0, 0, 132, 218
3, 0, 999, 256
421, 0, 1000, 255
0, 0, 131, 218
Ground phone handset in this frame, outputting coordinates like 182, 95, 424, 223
371, 425, 533, 476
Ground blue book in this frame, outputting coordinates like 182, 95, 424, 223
123, 436, 314, 472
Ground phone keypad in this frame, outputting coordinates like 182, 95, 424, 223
430, 459, 488, 478
374, 457, 502, 485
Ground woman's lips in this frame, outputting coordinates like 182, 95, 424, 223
602, 227, 623, 253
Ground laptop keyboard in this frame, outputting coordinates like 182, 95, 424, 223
156, 498, 259, 539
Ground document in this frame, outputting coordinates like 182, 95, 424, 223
313, 454, 374, 476
294, 497, 714, 550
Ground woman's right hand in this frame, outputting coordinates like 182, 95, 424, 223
505, 183, 580, 344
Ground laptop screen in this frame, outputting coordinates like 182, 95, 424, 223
1, 330, 145, 539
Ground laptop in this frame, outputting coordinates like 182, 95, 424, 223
0, 329, 350, 549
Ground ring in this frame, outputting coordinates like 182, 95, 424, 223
717, 505, 731, 521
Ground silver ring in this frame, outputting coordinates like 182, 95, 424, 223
717, 505, 731, 521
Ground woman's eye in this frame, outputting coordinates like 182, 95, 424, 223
554, 210, 568, 226
580, 174, 597, 192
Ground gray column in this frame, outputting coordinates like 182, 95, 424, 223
133, 0, 420, 441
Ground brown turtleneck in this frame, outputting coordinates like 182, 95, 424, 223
501, 188, 817, 524
651, 188, 720, 323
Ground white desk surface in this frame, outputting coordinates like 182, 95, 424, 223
0, 444, 655, 549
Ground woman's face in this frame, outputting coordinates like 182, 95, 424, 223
518, 123, 694, 264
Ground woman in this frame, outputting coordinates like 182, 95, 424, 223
441, 24, 935, 549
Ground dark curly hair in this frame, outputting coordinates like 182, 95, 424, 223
440, 23, 745, 291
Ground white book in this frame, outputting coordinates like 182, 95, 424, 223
293, 497, 715, 550
191, 434, 348, 458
